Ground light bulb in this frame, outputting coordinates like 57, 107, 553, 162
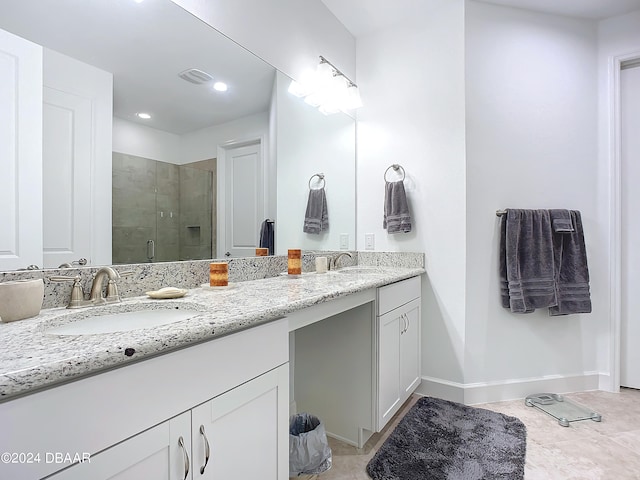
213, 82, 228, 92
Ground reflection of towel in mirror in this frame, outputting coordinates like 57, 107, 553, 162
383, 181, 412, 234
303, 188, 329, 234
259, 219, 274, 255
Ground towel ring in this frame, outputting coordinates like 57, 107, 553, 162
308, 173, 325, 190
384, 164, 405, 183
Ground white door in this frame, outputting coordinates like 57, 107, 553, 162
48, 413, 191, 480
191, 366, 288, 479
221, 142, 264, 257
42, 49, 113, 268
621, 63, 640, 389
0, 28, 42, 270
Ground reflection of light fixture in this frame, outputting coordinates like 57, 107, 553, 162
213, 81, 228, 92
136, 112, 151, 119
288, 56, 362, 114
133, 0, 144, 3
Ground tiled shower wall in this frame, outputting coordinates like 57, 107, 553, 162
112, 152, 215, 264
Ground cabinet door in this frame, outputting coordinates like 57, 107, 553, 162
378, 310, 401, 429
400, 299, 421, 400
192, 364, 288, 480
49, 413, 192, 480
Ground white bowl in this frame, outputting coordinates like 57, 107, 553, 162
0, 278, 44, 323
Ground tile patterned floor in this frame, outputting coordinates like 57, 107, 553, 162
292, 388, 640, 480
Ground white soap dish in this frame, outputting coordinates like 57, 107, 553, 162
0, 278, 44, 322
145, 287, 188, 299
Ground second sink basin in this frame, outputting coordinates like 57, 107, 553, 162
45, 304, 204, 336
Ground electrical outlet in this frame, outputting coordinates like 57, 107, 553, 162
365, 233, 375, 250
340, 233, 349, 250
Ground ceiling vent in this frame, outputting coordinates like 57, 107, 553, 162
179, 68, 213, 84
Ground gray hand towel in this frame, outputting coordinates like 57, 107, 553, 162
549, 210, 592, 316
303, 188, 329, 234
549, 209, 574, 233
259, 219, 274, 255
383, 181, 412, 234
504, 209, 557, 313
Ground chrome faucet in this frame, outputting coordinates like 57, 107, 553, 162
331, 252, 353, 270
89, 267, 124, 304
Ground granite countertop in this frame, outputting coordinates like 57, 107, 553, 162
0, 266, 424, 401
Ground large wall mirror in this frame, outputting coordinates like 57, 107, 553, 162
0, 0, 355, 270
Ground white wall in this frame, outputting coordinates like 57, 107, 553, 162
464, 1, 601, 402
355, 0, 467, 388
113, 112, 269, 165
113, 118, 181, 164
180, 111, 269, 163
171, 0, 355, 86
597, 10, 640, 390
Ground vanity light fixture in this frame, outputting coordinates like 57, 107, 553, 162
288, 56, 362, 115
136, 112, 151, 119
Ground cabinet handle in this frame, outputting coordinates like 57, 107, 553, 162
402, 314, 408, 334
178, 436, 190, 480
200, 425, 211, 474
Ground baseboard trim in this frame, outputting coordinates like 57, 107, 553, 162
417, 372, 602, 405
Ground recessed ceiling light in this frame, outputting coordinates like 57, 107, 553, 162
213, 82, 228, 92
136, 112, 151, 119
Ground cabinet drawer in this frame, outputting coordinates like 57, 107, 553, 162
377, 276, 421, 315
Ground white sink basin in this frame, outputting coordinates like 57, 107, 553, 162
45, 308, 202, 336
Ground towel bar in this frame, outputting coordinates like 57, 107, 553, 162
308, 173, 325, 190
496, 209, 507, 217
384, 164, 405, 182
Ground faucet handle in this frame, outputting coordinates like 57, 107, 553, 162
49, 275, 87, 309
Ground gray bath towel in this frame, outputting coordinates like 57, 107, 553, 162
383, 181, 412, 234
549, 209, 574, 233
549, 210, 592, 316
303, 188, 329, 234
503, 209, 557, 313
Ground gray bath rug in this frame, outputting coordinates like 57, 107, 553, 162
366, 397, 526, 480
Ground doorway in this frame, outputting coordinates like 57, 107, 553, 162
620, 60, 640, 388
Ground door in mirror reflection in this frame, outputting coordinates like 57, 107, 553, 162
221, 141, 264, 258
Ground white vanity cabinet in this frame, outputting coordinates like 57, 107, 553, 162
0, 319, 289, 480
48, 412, 192, 480
192, 366, 287, 479
376, 276, 421, 430
48, 365, 288, 480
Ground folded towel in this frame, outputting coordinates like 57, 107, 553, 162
503, 209, 557, 313
259, 219, 274, 255
549, 209, 574, 233
383, 181, 412, 234
549, 210, 592, 316
303, 188, 329, 234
